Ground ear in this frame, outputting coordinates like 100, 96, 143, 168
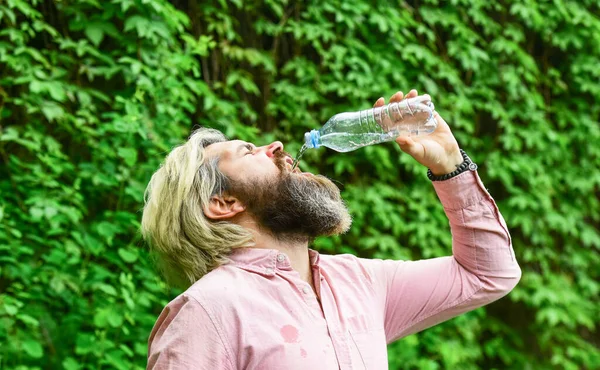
204, 194, 246, 220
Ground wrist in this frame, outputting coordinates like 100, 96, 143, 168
430, 151, 464, 176
427, 149, 478, 181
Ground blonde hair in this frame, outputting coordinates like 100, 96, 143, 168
141, 128, 254, 287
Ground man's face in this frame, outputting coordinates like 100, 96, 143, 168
205, 140, 351, 240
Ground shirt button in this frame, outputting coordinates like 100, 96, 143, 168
265, 267, 274, 275
302, 286, 310, 294
277, 254, 285, 262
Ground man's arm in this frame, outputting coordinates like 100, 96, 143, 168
147, 294, 234, 370
360, 170, 521, 343
363, 89, 521, 342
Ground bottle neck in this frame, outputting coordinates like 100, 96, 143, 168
305, 130, 321, 149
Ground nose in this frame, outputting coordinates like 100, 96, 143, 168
264, 141, 284, 158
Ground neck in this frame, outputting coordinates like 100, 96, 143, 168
237, 215, 313, 285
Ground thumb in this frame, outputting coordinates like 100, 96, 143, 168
395, 136, 422, 157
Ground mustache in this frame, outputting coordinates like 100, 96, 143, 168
272, 148, 341, 202
274, 149, 295, 172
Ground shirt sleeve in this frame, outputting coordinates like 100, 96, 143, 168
360, 170, 522, 344
147, 294, 235, 370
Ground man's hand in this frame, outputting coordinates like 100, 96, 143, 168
373, 89, 463, 175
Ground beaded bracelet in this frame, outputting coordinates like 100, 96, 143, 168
427, 149, 478, 181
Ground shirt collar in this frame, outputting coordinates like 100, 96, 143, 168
227, 247, 320, 277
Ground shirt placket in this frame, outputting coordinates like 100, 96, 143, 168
275, 253, 323, 319
315, 267, 353, 370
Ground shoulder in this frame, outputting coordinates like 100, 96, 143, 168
150, 264, 249, 341
183, 263, 253, 307
148, 268, 239, 369
153, 267, 239, 328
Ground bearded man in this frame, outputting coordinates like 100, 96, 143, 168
141, 90, 521, 369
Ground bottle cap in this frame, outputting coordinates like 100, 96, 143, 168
305, 130, 320, 148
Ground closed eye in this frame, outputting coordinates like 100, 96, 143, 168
245, 144, 255, 154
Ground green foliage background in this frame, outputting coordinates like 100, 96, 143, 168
1, 0, 599, 368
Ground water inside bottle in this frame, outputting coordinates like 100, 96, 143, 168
291, 144, 308, 171
319, 132, 397, 152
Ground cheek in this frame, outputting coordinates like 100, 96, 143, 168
231, 159, 280, 183
257, 156, 284, 173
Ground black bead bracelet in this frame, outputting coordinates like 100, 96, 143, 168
427, 149, 478, 181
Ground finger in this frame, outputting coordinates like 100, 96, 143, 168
406, 89, 418, 99
433, 111, 448, 127
395, 136, 422, 157
373, 97, 385, 108
389, 91, 404, 103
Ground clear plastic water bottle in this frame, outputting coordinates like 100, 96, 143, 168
303, 95, 437, 152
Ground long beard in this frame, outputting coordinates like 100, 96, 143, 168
228, 154, 352, 241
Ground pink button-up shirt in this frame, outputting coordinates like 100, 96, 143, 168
147, 171, 521, 369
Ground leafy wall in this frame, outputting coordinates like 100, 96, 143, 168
1, 0, 598, 369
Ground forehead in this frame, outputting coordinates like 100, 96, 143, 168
204, 140, 248, 160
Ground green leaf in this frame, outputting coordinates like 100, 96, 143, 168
97, 283, 118, 296
22, 339, 43, 359
29, 80, 43, 93
93, 308, 109, 328
85, 24, 105, 46
108, 311, 124, 327
124, 15, 150, 37
47, 82, 67, 102
96, 221, 119, 241
63, 357, 82, 370
17, 314, 40, 327
4, 304, 18, 316
75, 333, 95, 355
117, 147, 138, 167
118, 248, 138, 263
41, 102, 64, 122
119, 344, 134, 357
134, 342, 148, 356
